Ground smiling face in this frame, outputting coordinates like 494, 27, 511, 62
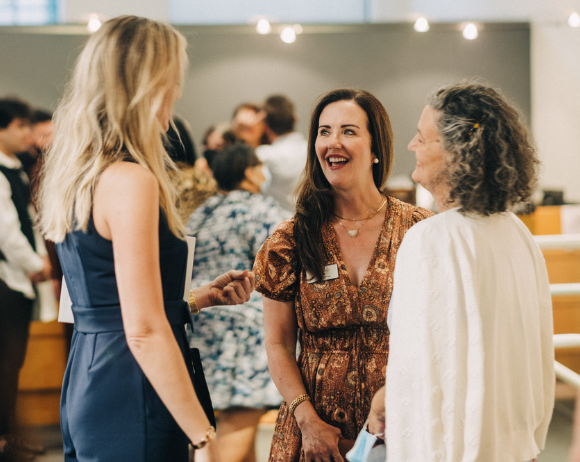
408, 105, 451, 197
314, 100, 376, 191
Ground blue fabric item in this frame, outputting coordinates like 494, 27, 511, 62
346, 427, 378, 462
56, 212, 191, 462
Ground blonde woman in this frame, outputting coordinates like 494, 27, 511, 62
38, 16, 254, 462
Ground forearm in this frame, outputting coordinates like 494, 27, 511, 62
266, 343, 319, 426
127, 324, 211, 443
191, 283, 213, 309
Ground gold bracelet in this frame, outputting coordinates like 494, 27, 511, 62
289, 394, 311, 417
191, 425, 216, 450
189, 291, 199, 315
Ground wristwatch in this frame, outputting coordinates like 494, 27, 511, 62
192, 426, 216, 450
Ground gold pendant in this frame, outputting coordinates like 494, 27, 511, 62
348, 230, 358, 238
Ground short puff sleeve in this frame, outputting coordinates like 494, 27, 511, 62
253, 219, 299, 302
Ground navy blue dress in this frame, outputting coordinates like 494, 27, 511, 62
56, 212, 192, 462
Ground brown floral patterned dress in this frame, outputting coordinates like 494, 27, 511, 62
253, 196, 433, 462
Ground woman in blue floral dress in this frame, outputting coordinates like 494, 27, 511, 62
186, 143, 291, 462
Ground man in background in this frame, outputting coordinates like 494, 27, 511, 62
0, 98, 50, 461
256, 95, 307, 212
17, 109, 53, 182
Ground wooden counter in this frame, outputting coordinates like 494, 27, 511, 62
16, 320, 67, 425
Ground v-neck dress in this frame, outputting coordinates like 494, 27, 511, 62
253, 196, 432, 462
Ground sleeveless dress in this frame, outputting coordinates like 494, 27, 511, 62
56, 212, 193, 462
253, 196, 433, 462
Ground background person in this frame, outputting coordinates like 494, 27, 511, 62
0, 97, 51, 461
165, 115, 197, 166
256, 95, 307, 213
231, 103, 268, 148
368, 82, 554, 462
253, 88, 432, 462
186, 142, 290, 462
38, 16, 254, 462
17, 109, 53, 182
195, 123, 237, 175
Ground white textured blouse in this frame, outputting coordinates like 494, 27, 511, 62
385, 208, 555, 462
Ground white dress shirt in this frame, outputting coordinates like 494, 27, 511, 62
386, 209, 554, 462
0, 151, 44, 299
256, 132, 307, 213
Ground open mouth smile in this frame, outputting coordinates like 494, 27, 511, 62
326, 156, 349, 169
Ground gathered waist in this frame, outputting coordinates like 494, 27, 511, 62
73, 299, 191, 333
300, 325, 388, 353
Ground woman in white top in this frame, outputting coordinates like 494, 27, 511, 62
368, 82, 554, 462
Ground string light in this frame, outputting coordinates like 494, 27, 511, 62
569, 12, 580, 28
256, 18, 271, 34
280, 26, 296, 44
414, 17, 430, 32
463, 23, 478, 40
87, 14, 101, 33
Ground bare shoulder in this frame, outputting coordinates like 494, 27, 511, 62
99, 161, 157, 195
94, 161, 159, 237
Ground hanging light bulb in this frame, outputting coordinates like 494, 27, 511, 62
87, 14, 101, 33
414, 17, 430, 33
463, 23, 478, 40
256, 18, 271, 35
569, 12, 580, 27
280, 26, 296, 44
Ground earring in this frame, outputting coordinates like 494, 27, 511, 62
373, 158, 379, 164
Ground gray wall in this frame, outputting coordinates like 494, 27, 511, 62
0, 23, 530, 177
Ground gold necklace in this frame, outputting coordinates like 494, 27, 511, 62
335, 197, 388, 238
336, 220, 367, 238
334, 196, 388, 221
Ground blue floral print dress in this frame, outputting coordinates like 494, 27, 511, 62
186, 190, 291, 409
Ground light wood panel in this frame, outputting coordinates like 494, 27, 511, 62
16, 320, 67, 425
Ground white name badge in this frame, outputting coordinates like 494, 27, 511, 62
307, 264, 339, 284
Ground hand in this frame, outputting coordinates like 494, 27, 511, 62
52, 278, 62, 300
205, 270, 255, 307
298, 414, 344, 462
368, 386, 385, 438
194, 440, 221, 462
28, 256, 51, 283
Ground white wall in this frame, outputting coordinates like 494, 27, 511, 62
64, 0, 168, 23
531, 22, 580, 203
169, 0, 366, 25
372, 0, 532, 22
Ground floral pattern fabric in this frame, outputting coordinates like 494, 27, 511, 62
186, 190, 291, 409
253, 196, 432, 462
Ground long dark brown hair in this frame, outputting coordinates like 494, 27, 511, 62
294, 88, 394, 282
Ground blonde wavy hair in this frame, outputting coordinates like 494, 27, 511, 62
38, 15, 187, 242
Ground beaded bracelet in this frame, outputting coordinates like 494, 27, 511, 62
289, 394, 311, 417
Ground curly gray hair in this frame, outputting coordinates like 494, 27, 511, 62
428, 82, 539, 216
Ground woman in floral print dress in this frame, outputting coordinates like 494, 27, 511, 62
186, 143, 290, 462
253, 88, 432, 462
